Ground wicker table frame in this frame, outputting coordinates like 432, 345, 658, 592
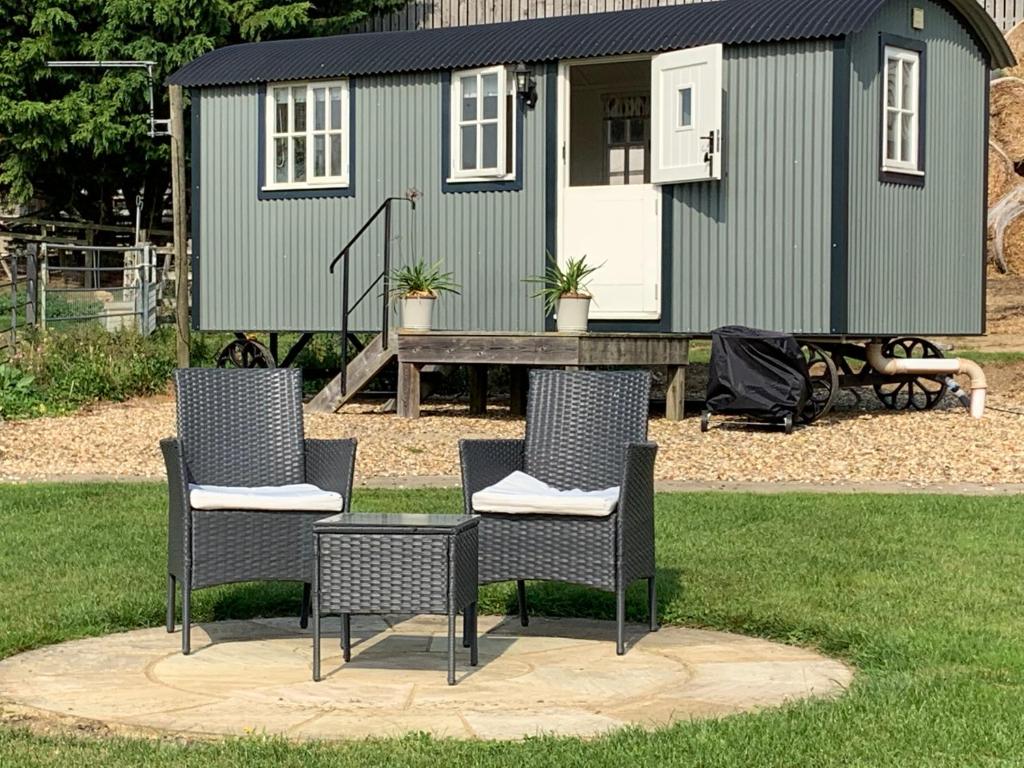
312, 513, 479, 686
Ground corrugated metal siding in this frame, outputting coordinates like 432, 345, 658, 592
671, 40, 834, 334
845, 0, 986, 336
196, 74, 547, 332
361, 0, 1023, 33
983, 0, 1024, 30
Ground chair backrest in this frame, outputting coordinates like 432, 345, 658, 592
173, 368, 306, 486
524, 370, 650, 491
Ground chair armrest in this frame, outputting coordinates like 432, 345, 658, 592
160, 437, 192, 578
617, 442, 658, 580
304, 438, 358, 505
459, 439, 525, 513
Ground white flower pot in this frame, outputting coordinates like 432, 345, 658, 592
556, 296, 591, 333
400, 296, 436, 331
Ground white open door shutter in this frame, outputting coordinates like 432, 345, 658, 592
651, 44, 723, 184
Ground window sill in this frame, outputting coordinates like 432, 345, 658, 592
880, 166, 923, 177
879, 167, 925, 187
258, 184, 354, 200
446, 175, 516, 184
261, 182, 350, 192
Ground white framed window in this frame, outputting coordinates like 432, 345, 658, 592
265, 80, 349, 189
449, 66, 516, 182
881, 46, 922, 175
604, 94, 650, 185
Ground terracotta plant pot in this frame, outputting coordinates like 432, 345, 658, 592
556, 295, 590, 332
400, 296, 436, 331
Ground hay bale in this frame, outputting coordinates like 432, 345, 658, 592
990, 77, 1024, 163
1004, 21, 1024, 80
1002, 212, 1024, 275
990, 144, 1017, 206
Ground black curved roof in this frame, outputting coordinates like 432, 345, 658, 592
167, 0, 1014, 88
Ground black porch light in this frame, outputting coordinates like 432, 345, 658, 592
513, 62, 538, 109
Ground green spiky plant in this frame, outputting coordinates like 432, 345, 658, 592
388, 260, 461, 300
524, 253, 601, 313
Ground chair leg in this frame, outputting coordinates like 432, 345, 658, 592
648, 577, 659, 632
181, 581, 191, 656
312, 595, 321, 682
470, 602, 479, 667
448, 611, 456, 686
516, 580, 529, 627
463, 602, 474, 648
341, 613, 351, 662
300, 582, 311, 629
616, 588, 626, 656
166, 574, 176, 633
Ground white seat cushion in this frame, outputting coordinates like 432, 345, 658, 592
471, 471, 619, 517
188, 483, 344, 512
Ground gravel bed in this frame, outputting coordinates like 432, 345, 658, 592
4, 374, 1024, 487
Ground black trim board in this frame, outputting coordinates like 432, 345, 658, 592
877, 33, 926, 188
190, 89, 201, 330
256, 82, 356, 200
543, 63, 558, 332
440, 71, 524, 193
829, 38, 851, 335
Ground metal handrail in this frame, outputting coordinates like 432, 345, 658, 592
329, 195, 416, 396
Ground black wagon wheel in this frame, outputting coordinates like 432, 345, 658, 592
800, 342, 840, 423
872, 337, 947, 411
216, 338, 277, 369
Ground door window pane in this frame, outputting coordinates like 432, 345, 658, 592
293, 137, 306, 181
461, 125, 477, 169
482, 73, 499, 120
629, 146, 645, 174
292, 87, 306, 132
609, 147, 625, 174
313, 88, 325, 131
330, 135, 342, 176
609, 119, 626, 144
461, 76, 477, 121
678, 87, 693, 128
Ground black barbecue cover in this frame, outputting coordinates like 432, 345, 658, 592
705, 326, 811, 419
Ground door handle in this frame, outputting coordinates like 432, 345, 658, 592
701, 130, 718, 177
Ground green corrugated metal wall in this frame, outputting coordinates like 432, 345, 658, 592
671, 40, 836, 334
845, 0, 986, 335
196, 73, 548, 332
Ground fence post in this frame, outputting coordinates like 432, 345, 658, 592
25, 245, 36, 326
170, 83, 190, 367
39, 244, 47, 332
139, 246, 150, 336
8, 252, 16, 349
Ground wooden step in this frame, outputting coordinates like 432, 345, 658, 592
305, 331, 398, 413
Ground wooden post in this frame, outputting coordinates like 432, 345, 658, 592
169, 84, 190, 368
397, 362, 421, 418
468, 364, 488, 415
509, 366, 528, 417
665, 364, 687, 422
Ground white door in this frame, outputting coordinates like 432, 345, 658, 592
651, 44, 723, 183
558, 60, 661, 321
561, 185, 660, 320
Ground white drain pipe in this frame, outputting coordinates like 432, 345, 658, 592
866, 342, 987, 419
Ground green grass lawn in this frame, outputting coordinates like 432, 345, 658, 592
1, 484, 1023, 766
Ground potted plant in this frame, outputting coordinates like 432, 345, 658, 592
389, 259, 461, 331
525, 254, 600, 332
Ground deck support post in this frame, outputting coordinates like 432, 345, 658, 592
468, 364, 488, 415
169, 83, 190, 368
665, 364, 686, 421
398, 362, 421, 418
509, 366, 528, 417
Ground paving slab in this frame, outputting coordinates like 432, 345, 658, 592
0, 616, 853, 741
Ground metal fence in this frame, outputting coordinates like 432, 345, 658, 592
38, 243, 159, 335
0, 250, 37, 358
984, 0, 1024, 31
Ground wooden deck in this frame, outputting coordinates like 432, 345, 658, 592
396, 331, 690, 419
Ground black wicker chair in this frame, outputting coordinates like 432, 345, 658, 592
161, 368, 356, 655
460, 369, 658, 655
